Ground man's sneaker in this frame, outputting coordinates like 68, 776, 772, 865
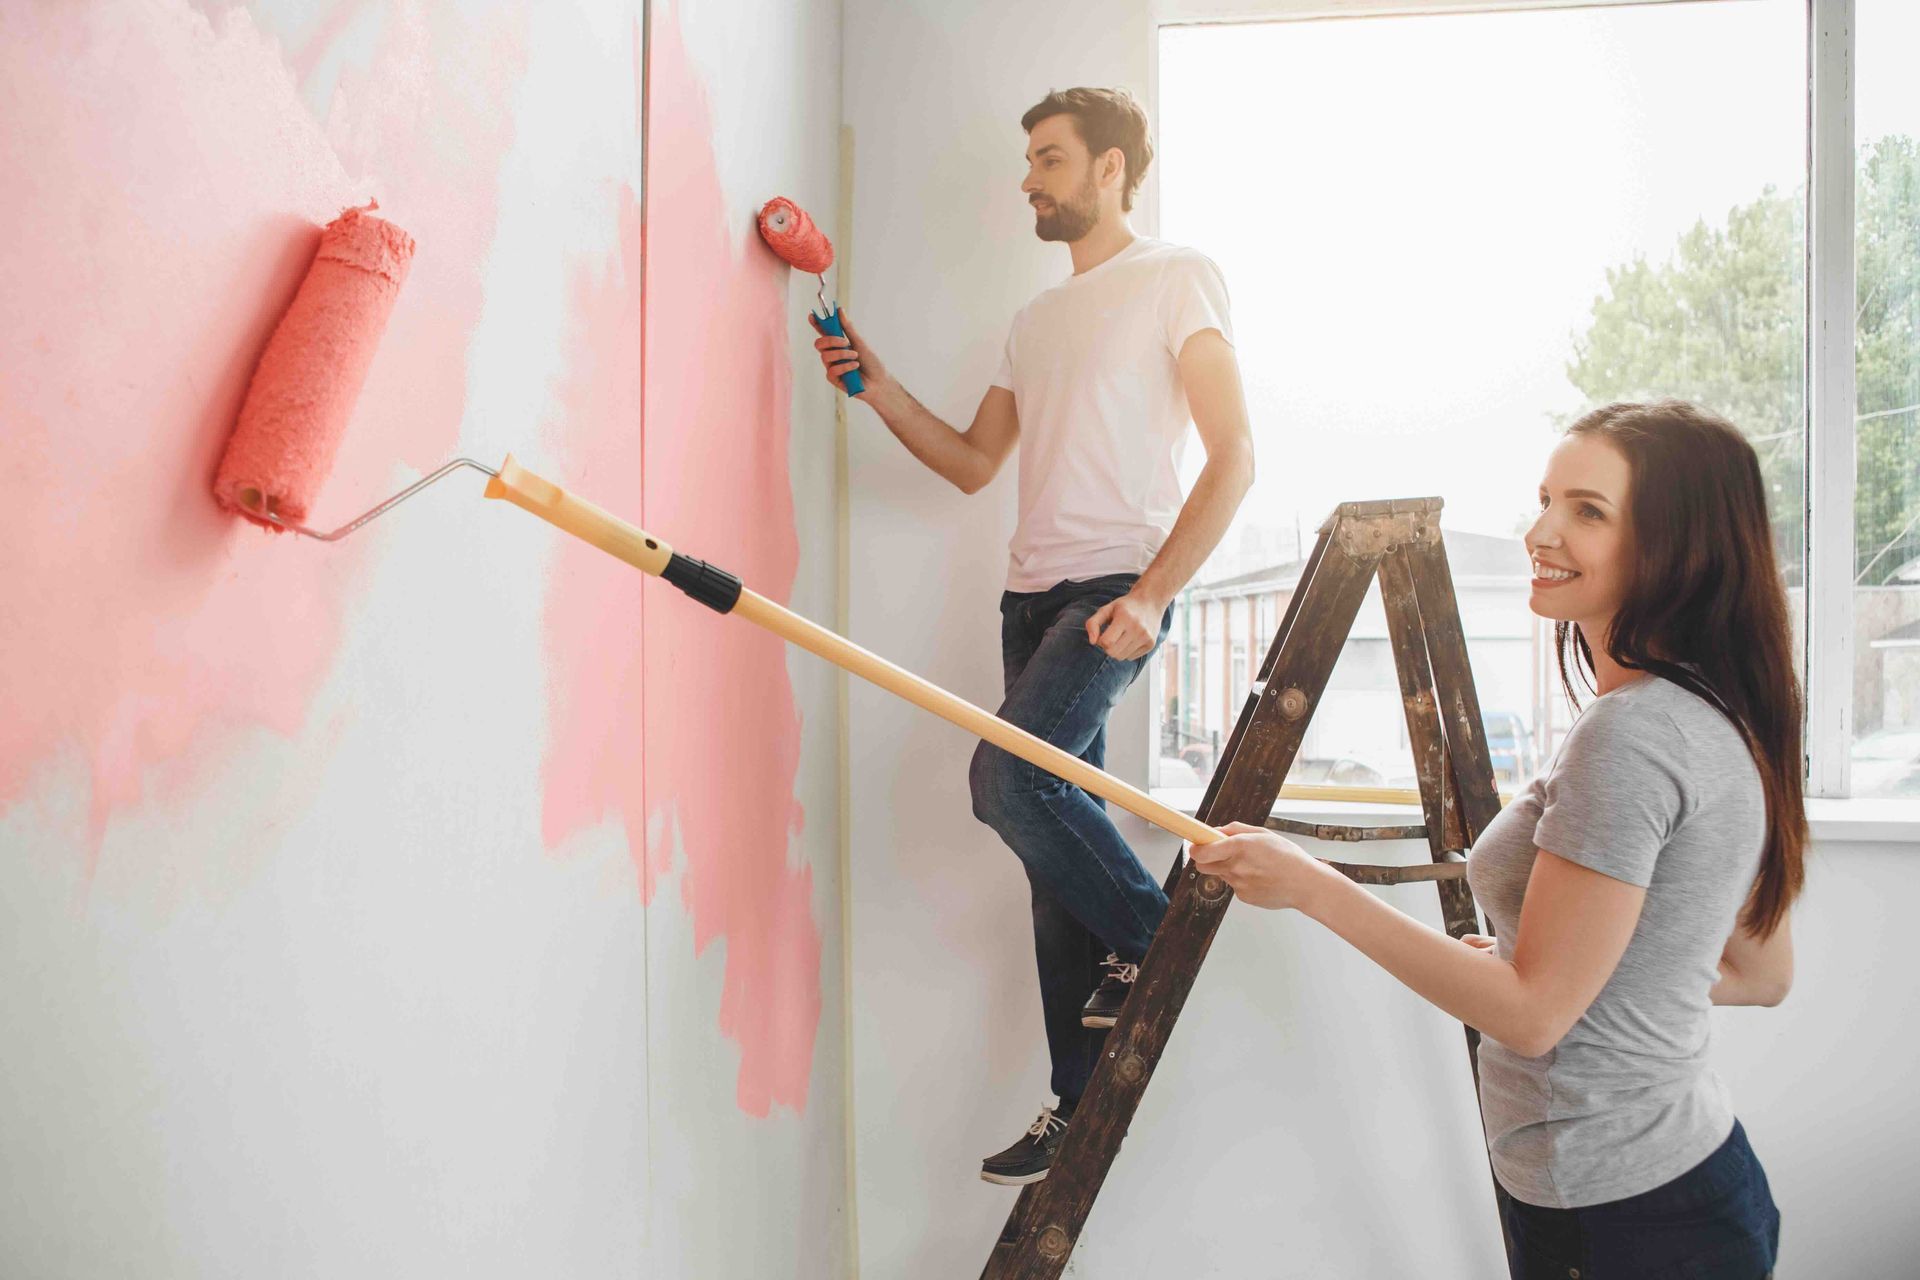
1080, 953, 1139, 1029
979, 1105, 1071, 1185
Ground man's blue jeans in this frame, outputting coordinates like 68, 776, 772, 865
968, 572, 1174, 1107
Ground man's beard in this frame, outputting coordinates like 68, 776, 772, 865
1032, 174, 1100, 243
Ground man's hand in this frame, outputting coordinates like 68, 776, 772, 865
809, 310, 1018, 494
1085, 588, 1167, 662
811, 309, 890, 400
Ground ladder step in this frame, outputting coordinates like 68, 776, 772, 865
1319, 856, 1467, 885
1265, 815, 1429, 843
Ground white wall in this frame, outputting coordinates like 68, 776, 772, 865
0, 2, 847, 1275
651, 0, 852, 1273
1713, 835, 1920, 1280
649, 0, 852, 1274
840, 2, 1154, 1274
841, 1, 1920, 1276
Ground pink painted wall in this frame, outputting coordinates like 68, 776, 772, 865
0, 1, 846, 1273
535, 2, 823, 1121
0, 0, 522, 864
642, 4, 823, 1120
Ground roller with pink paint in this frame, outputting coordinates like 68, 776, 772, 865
215, 202, 418, 530
755, 196, 861, 396
211, 204, 1221, 849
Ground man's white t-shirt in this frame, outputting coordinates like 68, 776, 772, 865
990, 236, 1233, 592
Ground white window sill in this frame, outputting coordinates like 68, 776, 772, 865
1803, 798, 1920, 845
1149, 789, 1920, 846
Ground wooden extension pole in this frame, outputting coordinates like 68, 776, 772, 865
484, 453, 1225, 848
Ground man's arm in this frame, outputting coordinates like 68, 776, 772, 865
1085, 328, 1254, 660
814, 311, 1018, 495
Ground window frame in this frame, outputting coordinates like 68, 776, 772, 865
1145, 0, 1872, 800
1805, 0, 1855, 797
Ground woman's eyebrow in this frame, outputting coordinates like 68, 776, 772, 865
1563, 488, 1617, 506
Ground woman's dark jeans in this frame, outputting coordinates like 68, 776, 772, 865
968, 573, 1174, 1106
1499, 1119, 1781, 1279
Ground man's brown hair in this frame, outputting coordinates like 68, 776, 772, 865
1021, 87, 1154, 212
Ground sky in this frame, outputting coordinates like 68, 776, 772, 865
1161, 0, 1917, 577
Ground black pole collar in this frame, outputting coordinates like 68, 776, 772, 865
661, 551, 743, 614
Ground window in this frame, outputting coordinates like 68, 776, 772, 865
1849, 0, 1920, 798
1153, 1, 1809, 796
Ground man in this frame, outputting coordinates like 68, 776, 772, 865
813, 87, 1254, 1185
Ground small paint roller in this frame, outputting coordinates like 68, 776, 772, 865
755, 196, 862, 396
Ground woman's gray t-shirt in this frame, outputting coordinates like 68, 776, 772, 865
1465, 675, 1765, 1208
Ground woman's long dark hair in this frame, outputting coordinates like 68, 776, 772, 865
1556, 400, 1806, 937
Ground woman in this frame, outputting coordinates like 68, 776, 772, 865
1192, 400, 1802, 1278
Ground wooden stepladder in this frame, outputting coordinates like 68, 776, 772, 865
981, 497, 1508, 1278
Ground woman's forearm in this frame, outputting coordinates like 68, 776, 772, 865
1196, 829, 1640, 1055
1714, 918, 1793, 1006
1710, 957, 1788, 1006
1709, 966, 1751, 1004
1302, 869, 1551, 1055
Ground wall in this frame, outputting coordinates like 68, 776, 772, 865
1712, 834, 1920, 1280
841, 1, 1920, 1276
0, 1, 846, 1275
642, 0, 850, 1271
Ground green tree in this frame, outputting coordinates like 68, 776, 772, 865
1566, 135, 1919, 586
1853, 136, 1920, 585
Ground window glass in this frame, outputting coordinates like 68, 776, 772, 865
1155, 2, 1806, 796
1849, 0, 1920, 798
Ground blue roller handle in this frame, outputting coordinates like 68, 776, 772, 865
814, 306, 865, 396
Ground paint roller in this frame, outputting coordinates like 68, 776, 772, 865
215, 202, 422, 530
214, 203, 1223, 851
755, 196, 862, 396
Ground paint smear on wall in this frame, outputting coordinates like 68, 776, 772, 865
537, 9, 821, 1118
643, 5, 819, 1120
0, 2, 524, 868
537, 185, 647, 860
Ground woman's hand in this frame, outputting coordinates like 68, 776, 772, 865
1186, 822, 1342, 913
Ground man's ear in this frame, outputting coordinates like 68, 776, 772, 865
1103, 147, 1126, 190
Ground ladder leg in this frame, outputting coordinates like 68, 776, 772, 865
1379, 548, 1484, 942
1381, 548, 1487, 1061
1403, 536, 1504, 839
1383, 537, 1515, 1274
1158, 528, 1335, 895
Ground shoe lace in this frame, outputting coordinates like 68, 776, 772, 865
1102, 953, 1140, 986
1027, 1107, 1068, 1140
